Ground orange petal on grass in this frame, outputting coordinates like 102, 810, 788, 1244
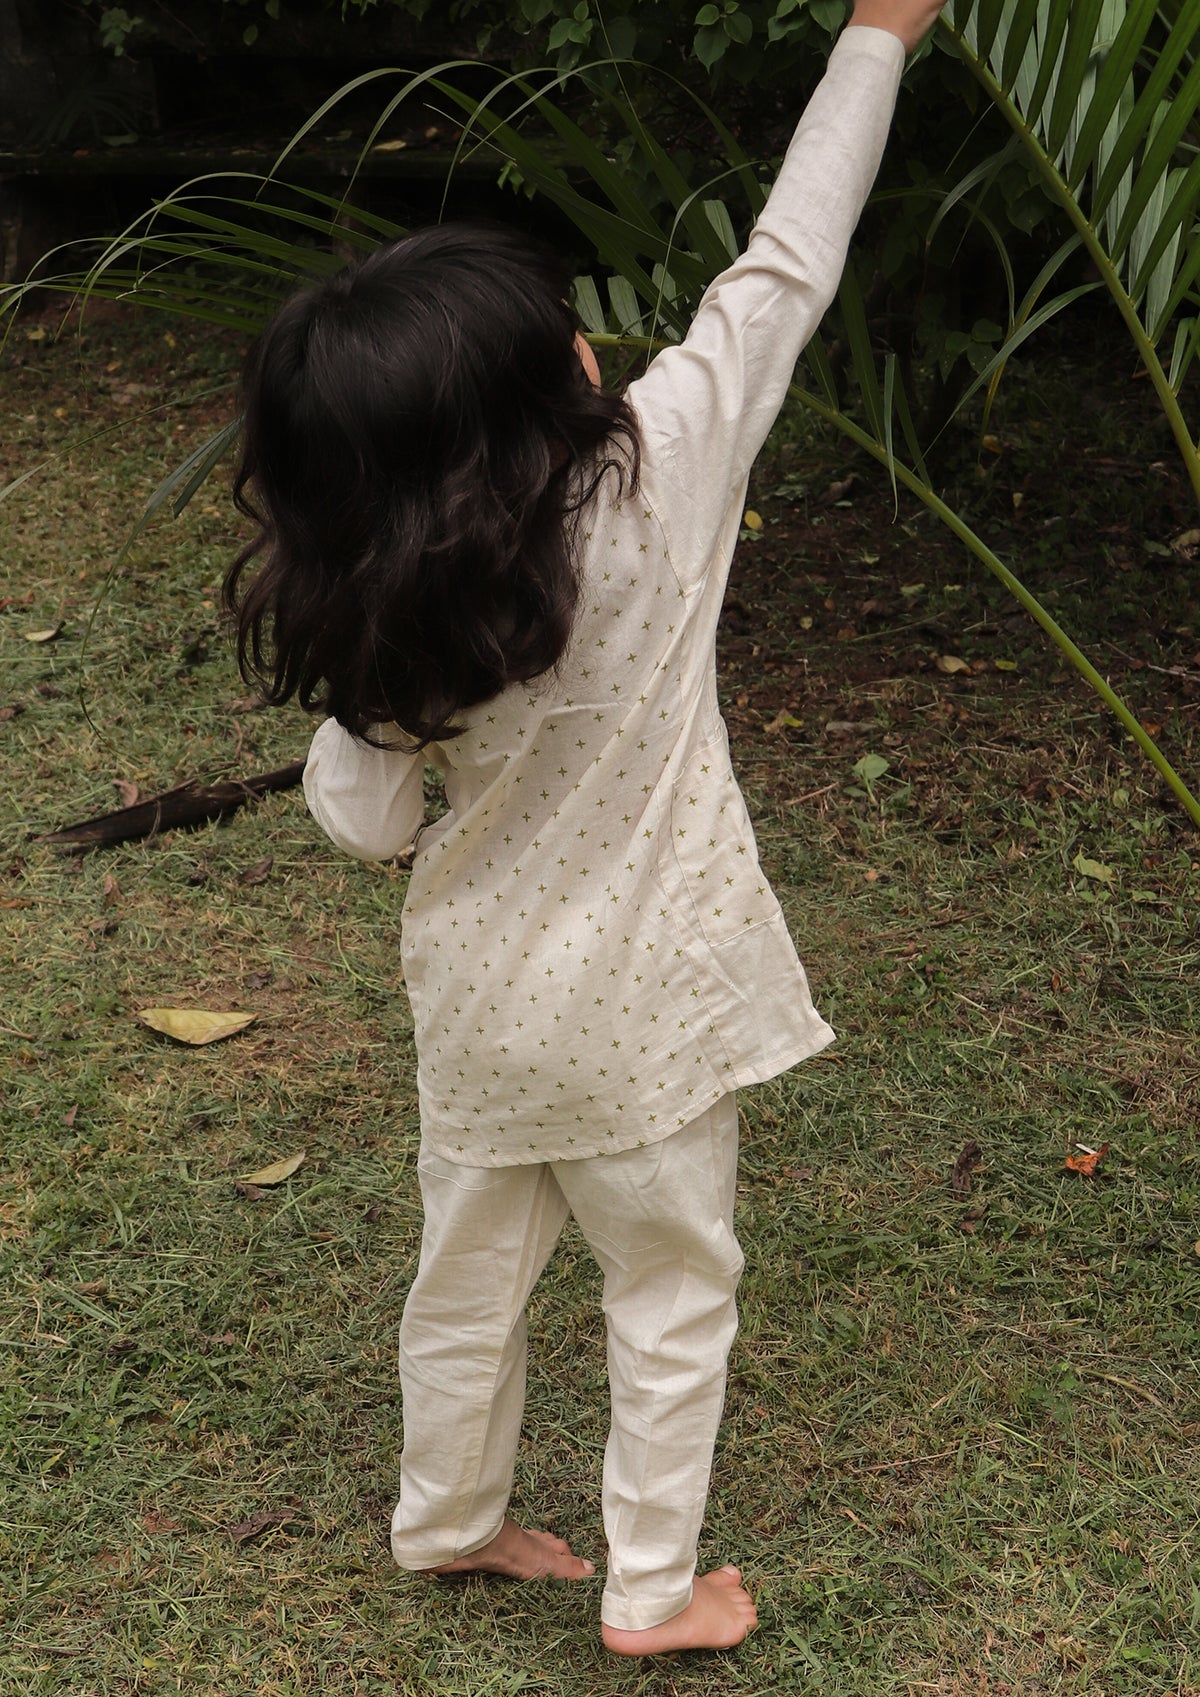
1064, 1143, 1109, 1176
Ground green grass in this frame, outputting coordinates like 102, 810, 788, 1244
1, 309, 1198, 1696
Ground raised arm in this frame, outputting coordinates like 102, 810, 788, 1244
627, 4, 940, 580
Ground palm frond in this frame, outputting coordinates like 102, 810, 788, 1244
942, 0, 1200, 503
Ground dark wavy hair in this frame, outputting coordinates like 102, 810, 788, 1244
224, 222, 640, 748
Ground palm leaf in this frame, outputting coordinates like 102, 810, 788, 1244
941, 0, 1200, 508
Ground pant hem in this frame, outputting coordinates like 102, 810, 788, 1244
391, 1520, 506, 1572
600, 1581, 694, 1632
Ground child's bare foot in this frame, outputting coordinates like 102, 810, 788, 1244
422, 1517, 595, 1581
602, 1566, 757, 1656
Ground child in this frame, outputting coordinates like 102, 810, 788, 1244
225, 0, 943, 1655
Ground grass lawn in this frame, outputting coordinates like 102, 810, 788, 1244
1, 307, 1197, 1696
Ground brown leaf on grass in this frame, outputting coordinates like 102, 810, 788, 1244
114, 779, 139, 808
0, 704, 25, 720
76, 1280, 106, 1296
1065, 1142, 1109, 1176
958, 1205, 987, 1234
239, 855, 274, 887
63, 1103, 79, 1128
763, 709, 802, 735
228, 1508, 297, 1544
142, 1512, 180, 1535
233, 1181, 269, 1200
102, 873, 121, 905
951, 1140, 982, 1195
818, 474, 857, 506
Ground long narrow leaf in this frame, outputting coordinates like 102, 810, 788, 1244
1045, 0, 1106, 161
1020, 2, 1071, 134
1065, 0, 1159, 187
997, 0, 1044, 98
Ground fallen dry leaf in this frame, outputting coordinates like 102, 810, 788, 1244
239, 856, 274, 887
142, 1512, 180, 1535
1065, 1142, 1109, 1176
25, 625, 62, 643
137, 1007, 257, 1045
114, 779, 140, 808
102, 873, 121, 905
951, 1140, 982, 1196
764, 709, 802, 734
237, 1150, 306, 1187
228, 1508, 297, 1544
936, 654, 971, 674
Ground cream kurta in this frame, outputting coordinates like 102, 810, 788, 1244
303, 24, 906, 1165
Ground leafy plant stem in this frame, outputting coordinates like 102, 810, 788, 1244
939, 17, 1200, 514
792, 380, 1200, 830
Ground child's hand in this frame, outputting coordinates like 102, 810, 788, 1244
847, 0, 945, 53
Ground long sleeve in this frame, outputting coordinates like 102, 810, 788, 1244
302, 716, 426, 861
626, 24, 905, 586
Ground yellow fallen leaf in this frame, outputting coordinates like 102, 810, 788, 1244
25, 625, 62, 643
936, 655, 971, 674
137, 1008, 257, 1045
371, 139, 408, 152
742, 509, 763, 531
994, 658, 1018, 671
1073, 852, 1115, 885
237, 1151, 306, 1187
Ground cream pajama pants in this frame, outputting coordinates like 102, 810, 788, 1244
389, 1092, 744, 1631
